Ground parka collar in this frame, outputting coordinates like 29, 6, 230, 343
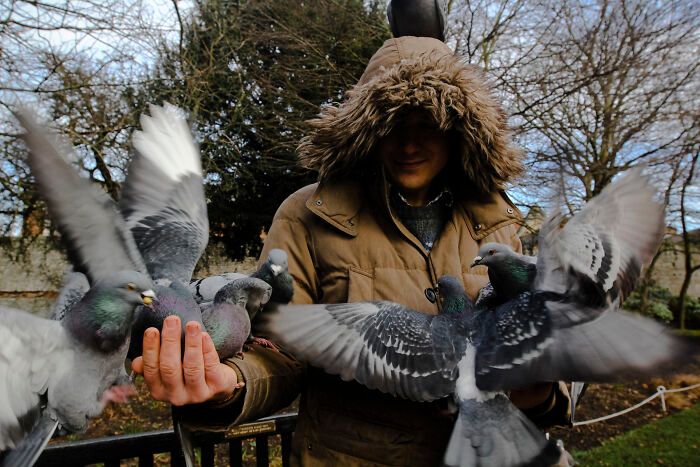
306, 180, 521, 241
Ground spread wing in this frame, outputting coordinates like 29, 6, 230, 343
0, 307, 72, 450
120, 103, 208, 284
536, 169, 665, 317
50, 271, 90, 321
14, 110, 147, 285
474, 295, 690, 391
263, 302, 462, 401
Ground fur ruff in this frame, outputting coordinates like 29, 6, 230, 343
297, 53, 523, 194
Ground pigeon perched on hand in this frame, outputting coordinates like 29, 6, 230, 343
200, 277, 272, 359
4, 110, 157, 465
263, 170, 689, 466
190, 248, 294, 307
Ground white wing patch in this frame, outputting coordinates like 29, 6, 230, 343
132, 103, 201, 182
0, 308, 72, 450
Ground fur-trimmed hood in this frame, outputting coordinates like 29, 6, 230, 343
297, 37, 523, 194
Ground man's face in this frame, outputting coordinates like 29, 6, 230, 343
377, 111, 451, 206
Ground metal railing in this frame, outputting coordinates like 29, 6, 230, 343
36, 413, 297, 467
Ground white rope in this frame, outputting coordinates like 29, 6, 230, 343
572, 382, 700, 427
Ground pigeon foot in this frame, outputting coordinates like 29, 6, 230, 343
100, 384, 136, 406
235, 351, 245, 360
250, 336, 279, 351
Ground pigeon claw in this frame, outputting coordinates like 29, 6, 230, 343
100, 384, 137, 407
235, 351, 245, 360
250, 336, 280, 352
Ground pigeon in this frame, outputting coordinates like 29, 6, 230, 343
189, 248, 294, 307
262, 170, 690, 466
5, 110, 157, 465
0, 273, 155, 460
387, 0, 447, 41
110, 103, 209, 359
200, 277, 272, 359
263, 276, 562, 466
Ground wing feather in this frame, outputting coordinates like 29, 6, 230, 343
120, 103, 208, 284
0, 307, 71, 450
263, 302, 459, 401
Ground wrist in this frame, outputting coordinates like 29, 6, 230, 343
209, 363, 245, 406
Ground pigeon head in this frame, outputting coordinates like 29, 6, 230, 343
471, 243, 514, 269
436, 275, 469, 313
266, 248, 289, 276
94, 271, 156, 308
63, 271, 155, 353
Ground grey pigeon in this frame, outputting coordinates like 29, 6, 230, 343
200, 277, 272, 359
387, 0, 446, 41
5, 110, 156, 465
119, 103, 208, 360
189, 248, 294, 307
263, 276, 561, 466
471, 243, 537, 308
0, 273, 154, 458
262, 171, 690, 466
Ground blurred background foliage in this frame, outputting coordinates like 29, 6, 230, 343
1, 0, 698, 324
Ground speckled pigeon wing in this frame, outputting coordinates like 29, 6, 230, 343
536, 170, 664, 317
263, 301, 461, 401
14, 110, 147, 285
472, 291, 553, 390
120, 103, 208, 284
189, 272, 248, 304
50, 271, 90, 321
474, 297, 690, 391
0, 306, 72, 450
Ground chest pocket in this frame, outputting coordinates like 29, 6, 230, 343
347, 266, 374, 303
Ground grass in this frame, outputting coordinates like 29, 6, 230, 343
572, 403, 700, 466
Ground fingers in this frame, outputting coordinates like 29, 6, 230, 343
182, 321, 209, 402
202, 332, 242, 393
159, 316, 186, 402
141, 327, 166, 399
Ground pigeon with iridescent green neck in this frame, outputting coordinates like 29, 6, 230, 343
262, 170, 689, 467
471, 243, 537, 308
6, 109, 156, 466
263, 275, 562, 466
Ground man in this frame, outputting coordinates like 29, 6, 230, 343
133, 36, 570, 465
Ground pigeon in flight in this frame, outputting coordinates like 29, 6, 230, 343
189, 248, 294, 307
387, 0, 447, 41
3, 111, 157, 466
120, 103, 208, 360
263, 170, 688, 466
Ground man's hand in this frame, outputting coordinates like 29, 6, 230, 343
131, 316, 244, 406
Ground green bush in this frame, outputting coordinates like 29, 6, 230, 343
623, 285, 675, 323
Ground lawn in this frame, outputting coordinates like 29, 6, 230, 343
572, 403, 700, 466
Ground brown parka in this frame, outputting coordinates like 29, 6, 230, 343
178, 36, 570, 466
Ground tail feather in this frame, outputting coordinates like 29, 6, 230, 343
443, 394, 561, 467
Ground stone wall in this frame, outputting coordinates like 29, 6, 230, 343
0, 238, 257, 315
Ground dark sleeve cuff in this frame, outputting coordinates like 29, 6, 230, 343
520, 381, 571, 429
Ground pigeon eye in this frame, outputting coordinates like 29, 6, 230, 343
488, 249, 495, 255
126, 283, 136, 291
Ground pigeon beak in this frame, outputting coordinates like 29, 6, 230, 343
141, 290, 156, 307
270, 264, 282, 276
471, 256, 483, 268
